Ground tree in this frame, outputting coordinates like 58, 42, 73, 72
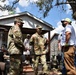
67, 0, 76, 19
36, 0, 76, 19
0, 0, 19, 14
0, 0, 76, 19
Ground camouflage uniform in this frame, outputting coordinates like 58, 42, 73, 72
30, 32, 48, 74
7, 18, 25, 75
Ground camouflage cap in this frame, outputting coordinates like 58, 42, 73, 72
64, 18, 72, 23
36, 25, 42, 29
14, 17, 24, 24
61, 18, 71, 23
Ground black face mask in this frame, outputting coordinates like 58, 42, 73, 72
19, 24, 23, 28
62, 23, 65, 27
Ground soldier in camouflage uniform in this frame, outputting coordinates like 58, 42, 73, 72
30, 25, 48, 75
7, 17, 25, 75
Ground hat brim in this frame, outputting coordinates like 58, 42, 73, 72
14, 20, 24, 24
14, 19, 24, 24
61, 20, 71, 23
37, 27, 42, 29
61, 20, 65, 23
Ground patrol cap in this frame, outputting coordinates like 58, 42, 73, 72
14, 17, 24, 24
36, 25, 42, 29
61, 18, 71, 23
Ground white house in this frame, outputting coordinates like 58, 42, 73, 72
0, 11, 54, 61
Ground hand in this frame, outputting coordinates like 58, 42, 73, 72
42, 50, 48, 55
3, 54, 10, 59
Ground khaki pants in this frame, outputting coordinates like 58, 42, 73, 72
63, 46, 76, 75
33, 54, 48, 72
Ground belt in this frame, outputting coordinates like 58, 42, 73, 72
62, 45, 74, 48
10, 54, 22, 59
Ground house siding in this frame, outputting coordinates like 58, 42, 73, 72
50, 34, 59, 60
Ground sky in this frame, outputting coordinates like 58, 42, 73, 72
0, 0, 76, 37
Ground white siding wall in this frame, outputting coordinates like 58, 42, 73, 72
50, 35, 59, 60
0, 15, 51, 31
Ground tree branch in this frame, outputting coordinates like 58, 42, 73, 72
55, 1, 76, 6
12, 0, 20, 8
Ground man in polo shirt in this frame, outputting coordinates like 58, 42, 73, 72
60, 18, 76, 75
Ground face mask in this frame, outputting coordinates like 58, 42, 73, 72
62, 24, 65, 27
19, 23, 23, 28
